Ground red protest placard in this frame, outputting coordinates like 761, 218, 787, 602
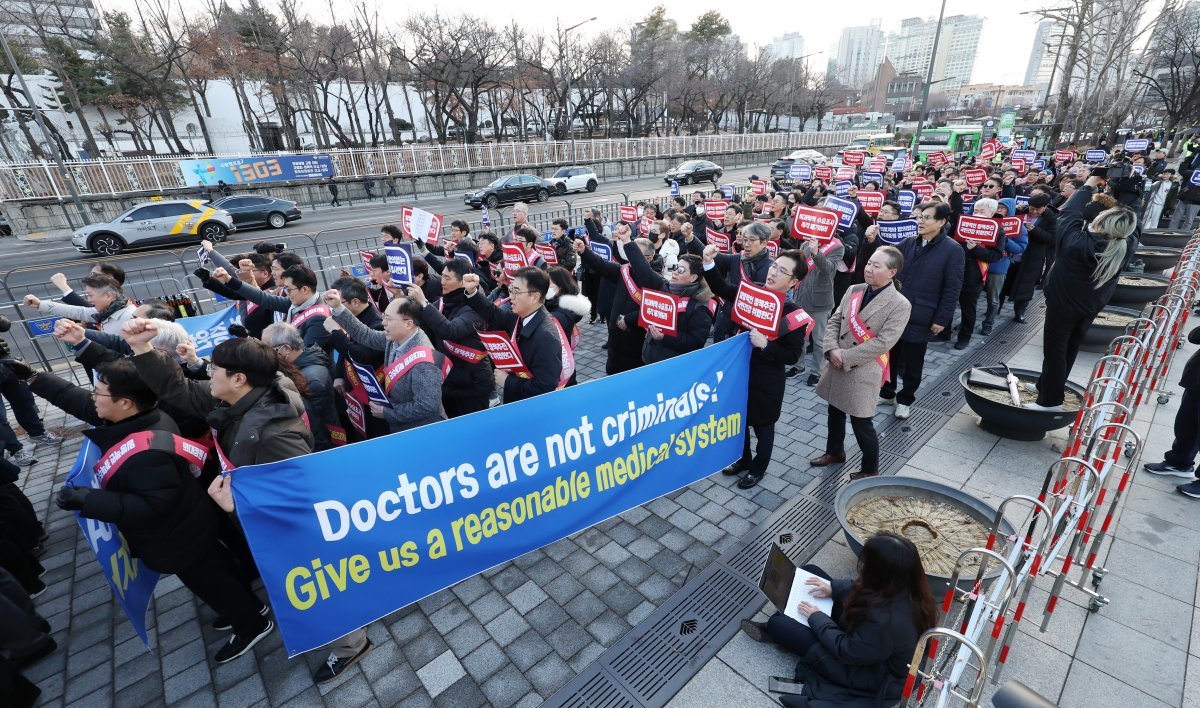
955, 215, 1000, 245
868, 157, 888, 173
791, 206, 839, 243
836, 166, 857, 182
842, 151, 866, 166
477, 331, 533, 377
1011, 158, 1027, 174
401, 206, 443, 243
1055, 150, 1075, 164
704, 200, 728, 219
706, 227, 731, 253
751, 180, 767, 195
1000, 216, 1023, 237
963, 168, 988, 187
857, 190, 885, 216
501, 243, 528, 274
913, 181, 935, 199
814, 166, 833, 182
766, 240, 780, 259
978, 142, 996, 160
619, 204, 639, 223
928, 152, 948, 167
638, 289, 679, 335
360, 250, 374, 267
731, 281, 785, 339
533, 242, 559, 265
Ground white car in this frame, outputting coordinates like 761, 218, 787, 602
547, 166, 599, 194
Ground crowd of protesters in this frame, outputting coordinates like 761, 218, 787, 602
0, 130, 1195, 706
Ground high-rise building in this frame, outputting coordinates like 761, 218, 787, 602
1024, 21, 1066, 89
1, 0, 103, 47
886, 15, 983, 94
768, 32, 807, 60
834, 22, 885, 89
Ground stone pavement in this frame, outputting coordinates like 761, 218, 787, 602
13, 313, 979, 707
671, 311, 1200, 708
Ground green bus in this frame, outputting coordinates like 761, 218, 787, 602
912, 126, 984, 162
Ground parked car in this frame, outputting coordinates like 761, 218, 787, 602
547, 166, 599, 194
464, 174, 554, 209
210, 195, 301, 230
71, 199, 235, 256
769, 149, 829, 180
664, 160, 723, 186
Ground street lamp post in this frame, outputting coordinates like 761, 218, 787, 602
561, 16, 597, 164
912, 0, 948, 154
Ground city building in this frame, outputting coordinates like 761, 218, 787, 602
1024, 21, 1067, 91
886, 15, 983, 94
0, 0, 103, 47
861, 58, 899, 114
834, 22, 886, 89
768, 32, 806, 60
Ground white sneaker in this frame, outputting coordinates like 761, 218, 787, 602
878, 396, 896, 406
1024, 402, 1064, 412
1023, 382, 1038, 393
895, 404, 911, 419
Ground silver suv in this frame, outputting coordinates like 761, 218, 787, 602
72, 199, 235, 256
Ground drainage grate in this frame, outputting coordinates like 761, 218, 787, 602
544, 302, 1048, 708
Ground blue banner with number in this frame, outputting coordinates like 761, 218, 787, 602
67, 441, 160, 649
177, 306, 241, 356
230, 335, 751, 655
179, 155, 335, 187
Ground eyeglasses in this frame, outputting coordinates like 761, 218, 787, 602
743, 237, 764, 244
508, 287, 530, 297
284, 285, 302, 293
90, 391, 121, 400
983, 184, 1000, 189
768, 263, 795, 278
670, 265, 690, 275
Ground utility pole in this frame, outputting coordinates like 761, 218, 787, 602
0, 30, 87, 226
912, 0, 948, 153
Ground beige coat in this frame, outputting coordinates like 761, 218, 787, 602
816, 283, 912, 418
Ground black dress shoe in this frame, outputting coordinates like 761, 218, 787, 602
954, 340, 969, 350
737, 473, 762, 490
721, 462, 748, 476
740, 619, 771, 642
849, 470, 880, 481
806, 374, 819, 386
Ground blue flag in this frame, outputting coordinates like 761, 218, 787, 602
229, 335, 752, 655
67, 441, 160, 649
177, 306, 242, 356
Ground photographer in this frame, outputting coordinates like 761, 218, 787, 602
1104, 154, 1146, 210
1170, 170, 1200, 231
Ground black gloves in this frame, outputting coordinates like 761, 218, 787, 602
228, 324, 249, 339
56, 485, 89, 511
193, 267, 211, 282
0, 358, 35, 380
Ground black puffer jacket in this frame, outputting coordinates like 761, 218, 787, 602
420, 288, 494, 402
27, 372, 215, 574
1044, 186, 1139, 318
132, 350, 313, 467
294, 346, 338, 451
620, 241, 714, 364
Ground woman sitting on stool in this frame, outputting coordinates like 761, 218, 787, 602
742, 532, 938, 708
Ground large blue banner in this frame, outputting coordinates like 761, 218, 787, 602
179, 155, 335, 188
231, 335, 751, 655
177, 306, 242, 356
67, 441, 160, 649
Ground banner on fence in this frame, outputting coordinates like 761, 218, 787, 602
179, 155, 335, 187
229, 335, 751, 654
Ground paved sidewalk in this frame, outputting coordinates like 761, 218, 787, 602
672, 314, 1200, 708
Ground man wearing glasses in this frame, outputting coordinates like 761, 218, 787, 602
214, 264, 331, 348
711, 222, 773, 341
879, 203, 964, 418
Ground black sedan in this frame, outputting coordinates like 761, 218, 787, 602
210, 196, 302, 230
664, 160, 723, 186
464, 175, 554, 209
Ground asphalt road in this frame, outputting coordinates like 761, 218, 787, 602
0, 165, 767, 295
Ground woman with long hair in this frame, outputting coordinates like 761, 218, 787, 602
742, 532, 938, 707
1030, 175, 1138, 411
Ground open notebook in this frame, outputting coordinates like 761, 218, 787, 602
758, 543, 835, 627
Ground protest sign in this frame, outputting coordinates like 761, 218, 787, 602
638, 289, 680, 335
791, 206, 839, 242
348, 359, 392, 408
1124, 138, 1150, 153
842, 151, 866, 166
501, 243, 528, 275
928, 152, 948, 167
857, 191, 885, 216
1012, 149, 1037, 162
533, 243, 559, 266
891, 154, 907, 172
861, 172, 884, 186
704, 200, 728, 220
477, 332, 532, 378
788, 164, 812, 182
823, 196, 858, 230
480, 205, 491, 228
344, 393, 367, 436
706, 228, 732, 253
814, 166, 833, 182
963, 168, 988, 187
978, 142, 996, 160
590, 241, 613, 261
1085, 149, 1107, 163
1055, 150, 1075, 164
619, 205, 639, 223
384, 244, 414, 286
877, 219, 919, 245
67, 441, 160, 649
731, 281, 784, 338
230, 336, 751, 654
955, 215, 1000, 245
836, 166, 857, 182
401, 206, 442, 243
868, 157, 887, 173
834, 180, 851, 197
751, 180, 767, 195
720, 185, 735, 200
1192, 171, 1200, 186
896, 190, 917, 215
1000, 216, 1023, 237
1011, 158, 1027, 174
